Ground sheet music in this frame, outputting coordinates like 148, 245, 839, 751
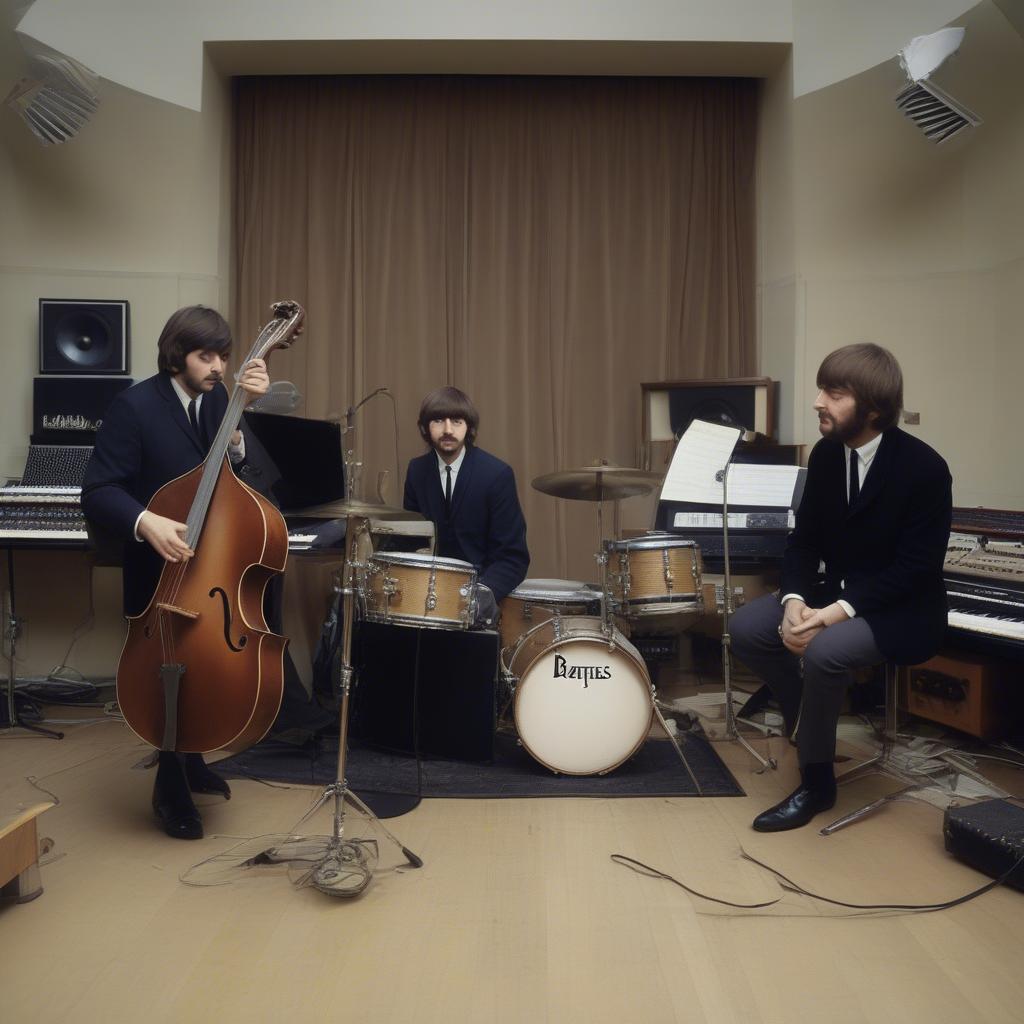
724, 464, 802, 507
660, 420, 742, 504
660, 419, 800, 508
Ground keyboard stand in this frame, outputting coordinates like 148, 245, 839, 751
2, 547, 63, 740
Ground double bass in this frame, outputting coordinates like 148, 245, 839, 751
116, 301, 304, 754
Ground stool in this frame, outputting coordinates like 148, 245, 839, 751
820, 662, 924, 835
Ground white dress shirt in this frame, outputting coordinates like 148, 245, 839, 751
436, 446, 467, 500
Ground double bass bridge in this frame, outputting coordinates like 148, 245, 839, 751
155, 601, 200, 620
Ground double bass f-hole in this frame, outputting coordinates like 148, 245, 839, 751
209, 587, 247, 652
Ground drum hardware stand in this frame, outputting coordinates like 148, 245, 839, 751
601, 515, 704, 790
650, 697, 704, 795
596, 548, 615, 641
2, 548, 63, 740
715, 464, 776, 773
234, 515, 422, 897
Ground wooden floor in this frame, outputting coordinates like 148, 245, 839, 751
2, 698, 1023, 1024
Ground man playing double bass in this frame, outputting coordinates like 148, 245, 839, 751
83, 305, 275, 840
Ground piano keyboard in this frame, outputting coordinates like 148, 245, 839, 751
944, 512, 1024, 653
946, 580, 1024, 643
0, 485, 88, 542
0, 527, 89, 541
948, 609, 1024, 643
0, 485, 81, 497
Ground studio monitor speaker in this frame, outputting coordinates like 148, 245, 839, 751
39, 298, 130, 375
643, 377, 778, 443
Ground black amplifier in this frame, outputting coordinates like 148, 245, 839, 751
943, 799, 1024, 891
32, 376, 134, 446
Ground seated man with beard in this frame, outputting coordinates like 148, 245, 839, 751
729, 343, 952, 832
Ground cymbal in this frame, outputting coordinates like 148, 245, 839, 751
290, 498, 426, 521
532, 464, 663, 501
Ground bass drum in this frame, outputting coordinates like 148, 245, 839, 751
510, 616, 653, 776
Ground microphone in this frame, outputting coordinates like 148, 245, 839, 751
248, 381, 302, 415
346, 386, 390, 426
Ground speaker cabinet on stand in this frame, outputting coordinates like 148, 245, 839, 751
641, 377, 779, 474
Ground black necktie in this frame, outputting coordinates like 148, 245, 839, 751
187, 399, 201, 441
444, 466, 452, 514
848, 451, 860, 506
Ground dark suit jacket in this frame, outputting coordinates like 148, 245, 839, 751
82, 372, 280, 616
781, 427, 952, 665
403, 446, 529, 603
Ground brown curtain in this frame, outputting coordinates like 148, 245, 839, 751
233, 75, 756, 583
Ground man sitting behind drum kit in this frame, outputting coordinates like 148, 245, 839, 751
403, 386, 529, 627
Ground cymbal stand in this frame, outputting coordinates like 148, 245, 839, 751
716, 464, 776, 772
594, 481, 615, 641
240, 514, 422, 897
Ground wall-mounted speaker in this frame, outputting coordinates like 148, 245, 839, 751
39, 298, 130, 375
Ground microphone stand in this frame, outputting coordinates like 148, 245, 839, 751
716, 460, 776, 772
343, 387, 391, 501
200, 512, 423, 898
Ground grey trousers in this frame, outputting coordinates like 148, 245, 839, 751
730, 593, 884, 765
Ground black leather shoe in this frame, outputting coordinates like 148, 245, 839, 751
752, 762, 836, 833
153, 753, 203, 840
184, 753, 231, 799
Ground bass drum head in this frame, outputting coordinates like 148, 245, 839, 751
513, 627, 652, 776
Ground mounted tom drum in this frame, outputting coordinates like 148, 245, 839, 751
363, 552, 477, 629
605, 534, 703, 619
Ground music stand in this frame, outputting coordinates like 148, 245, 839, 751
655, 420, 806, 772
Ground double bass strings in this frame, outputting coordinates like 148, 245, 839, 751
145, 311, 300, 680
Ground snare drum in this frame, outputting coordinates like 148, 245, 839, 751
363, 552, 477, 629
499, 579, 601, 653
509, 615, 653, 775
605, 535, 703, 617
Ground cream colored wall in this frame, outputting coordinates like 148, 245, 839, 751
19, 0, 793, 110
792, 0, 977, 97
758, 0, 1023, 511
0, 11, 231, 676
